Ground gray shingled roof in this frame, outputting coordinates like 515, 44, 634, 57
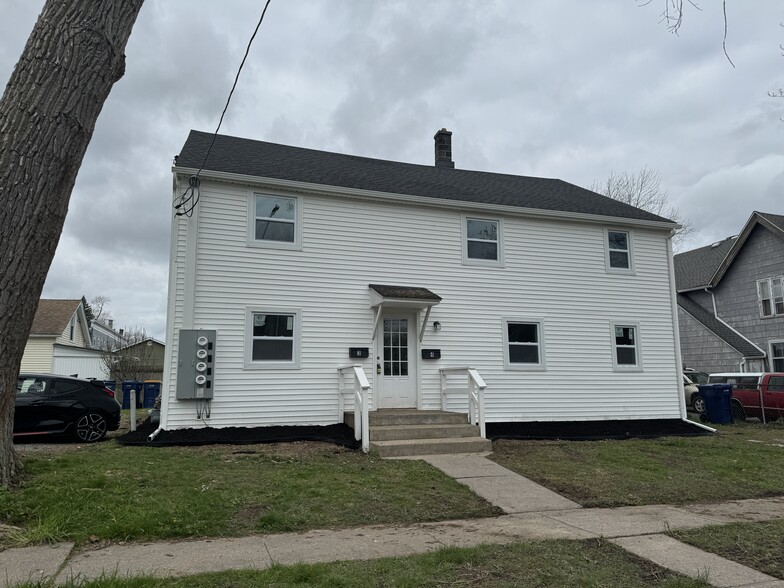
677, 294, 765, 358
759, 211, 784, 235
674, 236, 736, 291
175, 131, 675, 224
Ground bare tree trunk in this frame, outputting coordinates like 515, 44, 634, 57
0, 0, 144, 487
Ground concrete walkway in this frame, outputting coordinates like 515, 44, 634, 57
3, 456, 784, 587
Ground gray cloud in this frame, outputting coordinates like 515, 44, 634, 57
2, 0, 782, 338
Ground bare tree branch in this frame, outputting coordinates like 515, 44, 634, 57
590, 166, 694, 251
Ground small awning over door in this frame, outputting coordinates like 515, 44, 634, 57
368, 284, 441, 342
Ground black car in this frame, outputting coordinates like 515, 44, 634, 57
15, 373, 121, 442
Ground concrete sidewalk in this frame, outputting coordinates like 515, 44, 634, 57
3, 455, 784, 587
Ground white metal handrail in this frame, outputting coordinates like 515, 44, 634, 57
439, 367, 487, 438
338, 364, 370, 452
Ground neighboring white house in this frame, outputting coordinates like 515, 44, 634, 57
160, 129, 687, 433
20, 299, 108, 379
90, 319, 128, 352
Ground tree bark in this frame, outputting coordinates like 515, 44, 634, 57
0, 0, 144, 486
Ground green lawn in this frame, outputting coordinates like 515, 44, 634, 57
19, 540, 709, 588
0, 441, 500, 546
673, 519, 784, 580
490, 421, 784, 507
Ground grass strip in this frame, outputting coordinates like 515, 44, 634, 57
490, 421, 784, 507
673, 519, 784, 580
20, 539, 710, 587
0, 441, 499, 546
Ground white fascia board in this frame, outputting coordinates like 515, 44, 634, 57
173, 167, 680, 232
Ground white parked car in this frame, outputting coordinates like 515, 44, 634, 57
683, 373, 704, 413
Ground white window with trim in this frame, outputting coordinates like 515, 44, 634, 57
245, 308, 301, 369
757, 276, 784, 318
248, 193, 301, 249
605, 228, 634, 273
771, 341, 784, 372
503, 319, 545, 370
463, 215, 503, 266
611, 322, 642, 371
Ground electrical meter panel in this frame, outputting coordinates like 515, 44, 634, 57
176, 329, 216, 399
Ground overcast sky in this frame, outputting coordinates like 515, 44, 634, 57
2, 1, 782, 340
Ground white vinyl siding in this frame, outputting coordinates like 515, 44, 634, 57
162, 177, 681, 428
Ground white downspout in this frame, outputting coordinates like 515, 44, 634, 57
666, 231, 688, 420
667, 231, 714, 431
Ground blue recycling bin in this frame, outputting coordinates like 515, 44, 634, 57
121, 380, 142, 410
103, 380, 117, 391
142, 381, 161, 408
697, 384, 733, 424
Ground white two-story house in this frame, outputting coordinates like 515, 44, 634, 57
160, 129, 689, 443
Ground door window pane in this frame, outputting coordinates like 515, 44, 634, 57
383, 318, 408, 378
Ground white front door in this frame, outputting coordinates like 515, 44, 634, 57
376, 313, 417, 408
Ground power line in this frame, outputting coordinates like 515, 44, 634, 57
175, 0, 274, 217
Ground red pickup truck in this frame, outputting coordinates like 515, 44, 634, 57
707, 373, 784, 421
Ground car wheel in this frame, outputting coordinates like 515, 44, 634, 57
74, 412, 108, 443
691, 394, 706, 414
731, 401, 745, 423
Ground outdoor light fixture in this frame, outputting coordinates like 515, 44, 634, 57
433, 321, 441, 331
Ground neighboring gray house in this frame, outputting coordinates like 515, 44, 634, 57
674, 211, 784, 373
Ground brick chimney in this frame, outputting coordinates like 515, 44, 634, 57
434, 128, 454, 168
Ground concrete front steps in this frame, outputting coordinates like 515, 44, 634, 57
345, 409, 492, 457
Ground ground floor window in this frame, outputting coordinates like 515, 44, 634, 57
771, 340, 784, 372
611, 322, 641, 370
245, 308, 301, 369
503, 319, 545, 370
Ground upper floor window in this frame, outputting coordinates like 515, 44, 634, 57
248, 193, 301, 250
503, 319, 546, 370
758, 277, 784, 318
611, 322, 642, 371
69, 316, 75, 341
605, 229, 634, 273
463, 215, 503, 266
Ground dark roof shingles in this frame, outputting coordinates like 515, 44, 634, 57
677, 294, 764, 358
674, 237, 736, 291
176, 131, 674, 224
369, 284, 441, 301
758, 211, 784, 234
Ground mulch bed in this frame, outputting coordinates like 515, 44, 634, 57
116, 420, 361, 449
486, 418, 712, 441
117, 418, 709, 448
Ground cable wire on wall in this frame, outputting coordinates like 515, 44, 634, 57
174, 0, 274, 217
